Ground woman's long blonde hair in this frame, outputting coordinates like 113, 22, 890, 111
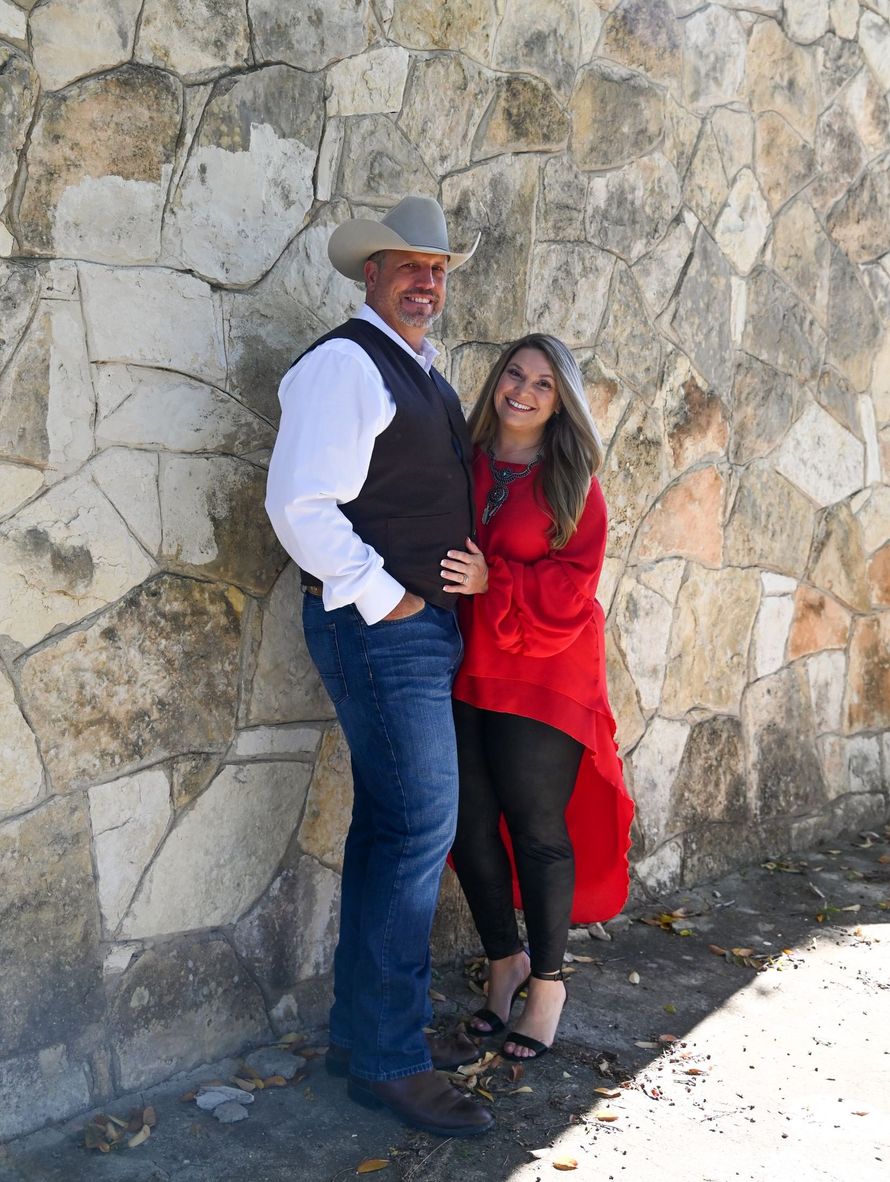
467, 334, 604, 550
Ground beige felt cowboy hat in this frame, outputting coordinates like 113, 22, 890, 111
328, 196, 480, 282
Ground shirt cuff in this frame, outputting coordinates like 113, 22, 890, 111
351, 569, 406, 625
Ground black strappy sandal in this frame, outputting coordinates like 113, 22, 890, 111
501, 969, 566, 1062
468, 974, 530, 1038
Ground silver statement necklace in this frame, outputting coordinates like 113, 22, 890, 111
482, 446, 542, 525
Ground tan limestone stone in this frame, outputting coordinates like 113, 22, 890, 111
629, 716, 689, 849
785, 0, 830, 43
525, 242, 612, 347
845, 613, 890, 731
867, 543, 890, 607
599, 0, 682, 86
808, 503, 870, 611
683, 4, 747, 108
744, 665, 827, 817
746, 19, 819, 140
665, 376, 729, 473
752, 594, 796, 679
635, 465, 725, 567
683, 123, 730, 230
815, 367, 861, 437
855, 485, 890, 552
830, 0, 859, 39
137, 0, 251, 81
774, 401, 864, 508
596, 264, 663, 396
537, 156, 588, 241
828, 156, 890, 265
570, 62, 664, 170
450, 342, 503, 415
859, 11, 890, 91
787, 586, 852, 659
91, 447, 161, 555
742, 267, 825, 384
724, 464, 814, 578
637, 557, 685, 605
806, 649, 846, 733
326, 46, 410, 117
397, 54, 492, 177
0, 49, 38, 210
0, 463, 42, 516
251, 0, 372, 70
754, 112, 817, 212
827, 251, 882, 393
669, 228, 734, 398
171, 753, 221, 812
598, 403, 668, 558
605, 629, 645, 753
770, 200, 831, 326
714, 168, 771, 276
472, 75, 569, 160
298, 725, 351, 872
18, 67, 181, 263
0, 668, 43, 817
231, 724, 320, 759
0, 261, 39, 378
841, 64, 890, 156
338, 113, 437, 205
662, 565, 761, 714
18, 576, 242, 790
662, 94, 700, 179
578, 352, 632, 447
492, 0, 579, 95
712, 105, 753, 182
30, 0, 142, 92
614, 575, 674, 710
632, 219, 694, 315
586, 154, 682, 263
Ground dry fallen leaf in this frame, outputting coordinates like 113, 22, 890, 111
878, 854, 890, 864
510, 1085, 534, 1094
594, 1087, 620, 1098
264, 1075, 288, 1087
179, 1090, 197, 1103
730, 947, 754, 957
571, 954, 596, 963
143, 1106, 157, 1128
708, 944, 726, 956
429, 989, 447, 1002
232, 1077, 257, 1092
128, 1125, 151, 1149
663, 1003, 677, 1014
840, 904, 861, 912
634, 1040, 658, 1049
552, 1156, 578, 1170
507, 1062, 525, 1084
477, 1087, 494, 1101
596, 1110, 619, 1122
685, 1068, 706, 1076
356, 1159, 391, 1174
278, 1032, 303, 1045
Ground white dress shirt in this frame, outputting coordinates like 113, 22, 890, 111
265, 304, 440, 625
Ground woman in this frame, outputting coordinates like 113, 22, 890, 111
440, 334, 634, 1061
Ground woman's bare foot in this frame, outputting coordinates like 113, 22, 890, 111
468, 949, 531, 1035
502, 976, 566, 1058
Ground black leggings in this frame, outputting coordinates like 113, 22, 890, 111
450, 701, 584, 976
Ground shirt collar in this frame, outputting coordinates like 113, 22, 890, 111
356, 304, 439, 374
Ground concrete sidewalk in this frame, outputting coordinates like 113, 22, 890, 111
2, 831, 888, 1182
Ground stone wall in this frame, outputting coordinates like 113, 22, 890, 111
1, 0, 889, 1140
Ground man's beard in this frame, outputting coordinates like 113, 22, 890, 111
395, 304, 443, 330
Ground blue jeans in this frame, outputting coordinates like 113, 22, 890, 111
301, 594, 463, 1082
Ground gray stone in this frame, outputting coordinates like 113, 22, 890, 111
817, 30, 864, 105
725, 463, 815, 577
744, 666, 827, 818
712, 105, 753, 183
17, 66, 182, 263
586, 153, 681, 263
327, 46, 410, 117
662, 94, 701, 180
450, 342, 504, 415
628, 716, 690, 849
808, 503, 870, 612
243, 1046, 305, 1079
171, 752, 221, 811
110, 938, 270, 1091
754, 112, 817, 212
859, 10, 890, 91
442, 154, 537, 341
614, 576, 674, 710
774, 401, 864, 507
164, 67, 324, 286
159, 455, 287, 595
472, 75, 569, 160
0, 1045, 91, 1142
537, 156, 588, 241
526, 242, 613, 347
0, 261, 39, 379
817, 97, 867, 187
18, 576, 243, 790
492, 0, 579, 96
598, 403, 668, 559
785, 0, 830, 43
596, 264, 662, 395
683, 4, 747, 108
196, 1084, 255, 1110
714, 168, 771, 275
673, 717, 748, 829
30, 0, 141, 92
0, 48, 38, 210
827, 249, 882, 391
214, 1100, 250, 1123
297, 725, 351, 871
683, 122, 730, 230
398, 54, 492, 176
742, 267, 825, 383
828, 155, 890, 265
570, 62, 664, 170
232, 724, 320, 760
746, 17, 819, 140
390, 0, 496, 60
632, 219, 694, 315
599, 0, 682, 86
136, 0, 251, 82
669, 228, 734, 398
251, 0, 372, 70
338, 113, 437, 204
91, 447, 162, 554
729, 354, 795, 465
770, 199, 831, 327
0, 794, 102, 1058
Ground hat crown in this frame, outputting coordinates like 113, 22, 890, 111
380, 196, 450, 253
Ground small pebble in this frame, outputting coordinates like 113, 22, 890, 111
588, 922, 612, 942
195, 1086, 255, 1111
244, 1048, 306, 1079
213, 1101, 250, 1124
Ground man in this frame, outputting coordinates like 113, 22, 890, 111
265, 197, 492, 1137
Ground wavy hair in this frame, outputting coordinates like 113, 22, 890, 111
466, 334, 604, 549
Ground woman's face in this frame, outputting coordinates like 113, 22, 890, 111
492, 347, 560, 439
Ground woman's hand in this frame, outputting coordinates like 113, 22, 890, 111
441, 537, 488, 595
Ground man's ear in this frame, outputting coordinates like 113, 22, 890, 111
364, 257, 379, 291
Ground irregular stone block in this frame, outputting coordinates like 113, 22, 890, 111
442, 154, 537, 341
164, 67, 323, 286
670, 228, 734, 398
30, 0, 141, 92
598, 403, 668, 558
754, 112, 817, 212
806, 649, 846, 734
136, 0, 250, 81
0, 473, 153, 648
714, 168, 771, 276
0, 1044, 91, 1141
746, 18, 819, 140
662, 565, 761, 714
725, 464, 814, 577
635, 465, 725, 568
628, 717, 689, 849
390, 0, 496, 60
450, 342, 503, 415
787, 586, 851, 660
752, 594, 795, 679
298, 725, 351, 871
827, 250, 882, 394
605, 629, 645, 753
662, 93, 700, 179
664, 375, 729, 472
570, 62, 664, 170
243, 1046, 305, 1079
600, 0, 681, 86
596, 264, 662, 394
171, 753, 221, 811
526, 242, 612, 347
338, 113, 436, 205
233, 854, 340, 993
673, 716, 747, 830
683, 4, 746, 108
855, 485, 890, 553
19, 576, 243, 790
18, 66, 181, 264
0, 461, 42, 516
110, 938, 269, 1091
232, 725, 321, 760
683, 122, 730, 230
817, 94, 867, 187
633, 839, 683, 894
0, 48, 38, 210
0, 667, 43, 817
729, 354, 794, 465
0, 261, 40, 378
326, 46, 410, 116
579, 352, 632, 447
398, 54, 492, 176
251, 0, 371, 69
776, 401, 864, 507
196, 1084, 255, 1110
867, 544, 889, 608
637, 557, 685, 604
712, 105, 753, 183
744, 666, 827, 818
859, 10, 890, 91
770, 199, 831, 327
586, 153, 681, 264
91, 447, 161, 554
828, 156, 890, 265
473, 75, 568, 160
785, 0, 830, 43
742, 267, 825, 383
492, 0, 579, 95
632, 219, 693, 315
0, 795, 102, 1058
808, 503, 870, 611
614, 576, 674, 710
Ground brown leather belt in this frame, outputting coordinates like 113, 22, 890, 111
298, 567, 323, 597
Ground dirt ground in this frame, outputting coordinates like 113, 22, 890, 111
2, 830, 888, 1182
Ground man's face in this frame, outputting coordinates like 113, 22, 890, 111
364, 250, 448, 335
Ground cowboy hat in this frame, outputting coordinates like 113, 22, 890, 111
328, 196, 479, 282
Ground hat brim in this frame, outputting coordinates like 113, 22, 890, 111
328, 218, 479, 282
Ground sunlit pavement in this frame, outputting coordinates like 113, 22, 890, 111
2, 834, 888, 1182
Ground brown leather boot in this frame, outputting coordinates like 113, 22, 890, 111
347, 1068, 493, 1137
326, 1031, 480, 1077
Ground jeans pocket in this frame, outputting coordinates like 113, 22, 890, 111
302, 606, 348, 706
370, 601, 432, 630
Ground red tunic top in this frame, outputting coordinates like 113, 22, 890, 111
453, 448, 634, 923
